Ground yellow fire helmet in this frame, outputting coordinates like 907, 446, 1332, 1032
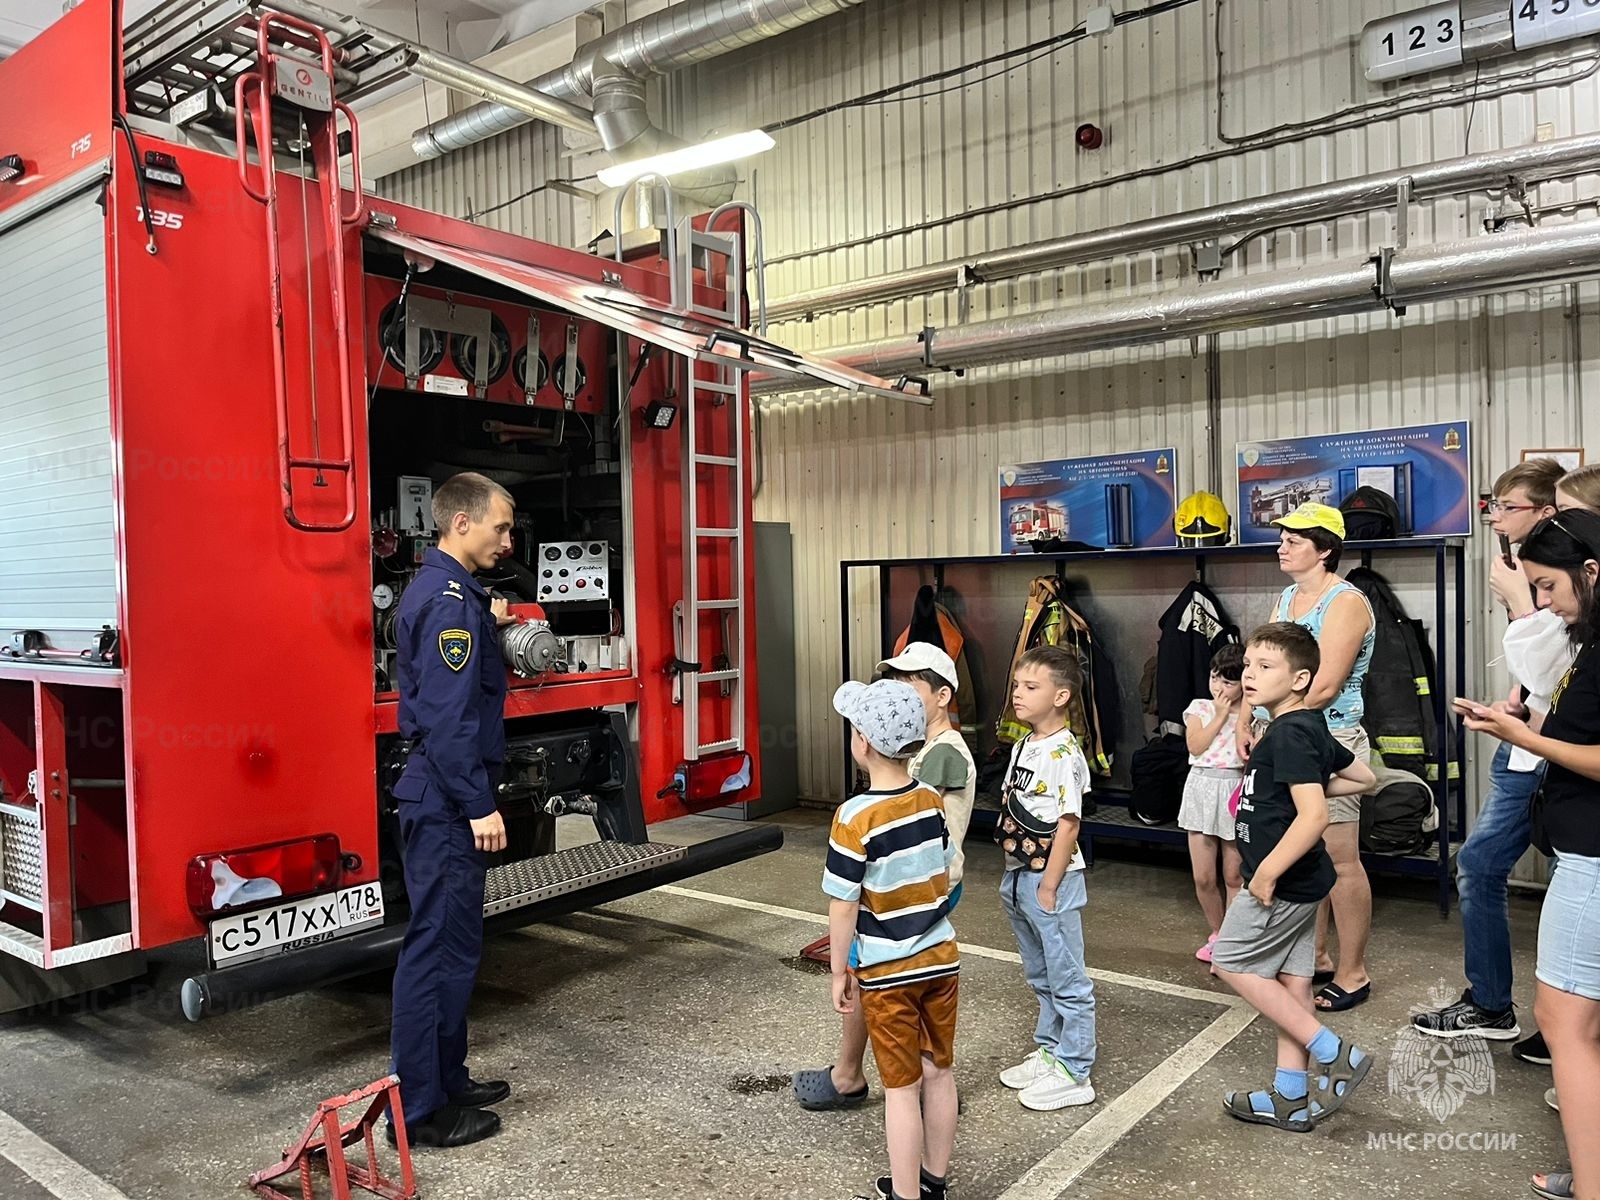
1175, 491, 1232, 546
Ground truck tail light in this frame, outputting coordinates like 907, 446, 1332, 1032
186, 834, 344, 917
679, 752, 752, 805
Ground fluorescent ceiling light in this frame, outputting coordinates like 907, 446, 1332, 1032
596, 130, 775, 189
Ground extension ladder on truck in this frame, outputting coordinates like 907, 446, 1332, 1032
669, 210, 763, 765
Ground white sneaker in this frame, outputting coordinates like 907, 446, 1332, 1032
1019, 1055, 1096, 1111
1546, 1087, 1560, 1113
999, 1048, 1051, 1090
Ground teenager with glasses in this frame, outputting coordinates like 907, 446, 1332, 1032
1413, 459, 1565, 1059
1454, 508, 1600, 1200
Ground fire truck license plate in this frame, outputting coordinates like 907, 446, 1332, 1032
208, 884, 385, 968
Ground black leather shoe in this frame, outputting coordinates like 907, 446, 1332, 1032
448, 1079, 511, 1108
385, 1105, 501, 1149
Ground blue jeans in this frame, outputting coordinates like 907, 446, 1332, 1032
1000, 869, 1097, 1080
1457, 741, 1544, 1013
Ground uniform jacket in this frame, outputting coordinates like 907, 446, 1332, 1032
392, 548, 506, 819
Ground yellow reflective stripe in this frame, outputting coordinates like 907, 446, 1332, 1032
1377, 736, 1426, 754
1414, 677, 1431, 696
1425, 765, 1439, 781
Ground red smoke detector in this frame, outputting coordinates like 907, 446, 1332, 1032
1075, 123, 1104, 150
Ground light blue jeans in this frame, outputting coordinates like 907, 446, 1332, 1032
1000, 869, 1097, 1080
1537, 851, 1600, 1002
1457, 741, 1544, 1013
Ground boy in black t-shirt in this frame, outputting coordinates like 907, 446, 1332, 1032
1213, 622, 1377, 1131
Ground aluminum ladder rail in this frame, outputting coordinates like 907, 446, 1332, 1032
670, 213, 760, 761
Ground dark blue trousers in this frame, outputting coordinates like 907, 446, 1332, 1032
390, 783, 487, 1124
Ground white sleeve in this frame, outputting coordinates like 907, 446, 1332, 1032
1503, 610, 1576, 713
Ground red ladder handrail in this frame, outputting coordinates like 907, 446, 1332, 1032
234, 10, 365, 533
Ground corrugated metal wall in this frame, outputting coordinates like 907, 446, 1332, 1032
381, 1, 1600, 868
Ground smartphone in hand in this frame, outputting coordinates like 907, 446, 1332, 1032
1497, 532, 1515, 568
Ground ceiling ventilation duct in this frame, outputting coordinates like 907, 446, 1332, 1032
589, 59, 737, 209
410, 0, 865, 161
751, 219, 1600, 396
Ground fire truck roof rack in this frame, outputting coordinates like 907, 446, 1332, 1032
122, 0, 596, 137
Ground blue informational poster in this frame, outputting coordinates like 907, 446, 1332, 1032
999, 449, 1179, 553
1236, 422, 1472, 544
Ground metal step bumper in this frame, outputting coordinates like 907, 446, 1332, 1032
180, 824, 781, 1020
483, 841, 685, 918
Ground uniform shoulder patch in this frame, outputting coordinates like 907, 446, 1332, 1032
439, 629, 472, 671
440, 590, 464, 600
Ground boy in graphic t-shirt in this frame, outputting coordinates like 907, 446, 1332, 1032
1213, 622, 1376, 1133
994, 645, 1098, 1112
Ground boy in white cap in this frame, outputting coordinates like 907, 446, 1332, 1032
793, 644, 974, 1123
822, 678, 960, 1200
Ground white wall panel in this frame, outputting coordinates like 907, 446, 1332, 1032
377, 2, 1600, 876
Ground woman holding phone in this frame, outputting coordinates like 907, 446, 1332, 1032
1455, 509, 1600, 1200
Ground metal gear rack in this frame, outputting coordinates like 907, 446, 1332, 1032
120, 0, 595, 144
122, 0, 412, 131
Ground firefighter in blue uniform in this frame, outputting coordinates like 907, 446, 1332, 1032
386, 472, 514, 1149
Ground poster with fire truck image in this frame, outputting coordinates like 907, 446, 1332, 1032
1235, 421, 1472, 544
999, 448, 1180, 553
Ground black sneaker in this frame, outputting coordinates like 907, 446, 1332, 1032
874, 1175, 946, 1200
1411, 991, 1520, 1041
1513, 1031, 1553, 1065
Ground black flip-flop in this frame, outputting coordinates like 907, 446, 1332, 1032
1313, 969, 1336, 986
1314, 982, 1372, 1012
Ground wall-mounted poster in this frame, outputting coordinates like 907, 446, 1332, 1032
1236, 422, 1472, 544
1000, 449, 1179, 553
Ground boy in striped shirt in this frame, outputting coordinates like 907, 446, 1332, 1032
825, 679, 959, 1200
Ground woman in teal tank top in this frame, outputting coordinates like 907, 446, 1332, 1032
1271, 582, 1375, 731
1267, 502, 1378, 1015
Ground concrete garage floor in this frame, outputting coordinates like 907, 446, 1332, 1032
0, 809, 1564, 1200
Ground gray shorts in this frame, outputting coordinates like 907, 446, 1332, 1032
1211, 893, 1319, 980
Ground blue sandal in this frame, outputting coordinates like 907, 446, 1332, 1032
1222, 1086, 1323, 1131
1312, 1038, 1372, 1117
1532, 1172, 1573, 1200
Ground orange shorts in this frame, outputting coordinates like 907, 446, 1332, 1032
860, 974, 959, 1089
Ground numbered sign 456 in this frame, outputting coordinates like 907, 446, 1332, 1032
1513, 0, 1600, 49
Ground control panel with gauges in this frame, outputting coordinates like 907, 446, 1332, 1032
537, 541, 610, 602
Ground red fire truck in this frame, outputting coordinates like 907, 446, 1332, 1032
0, 0, 913, 1017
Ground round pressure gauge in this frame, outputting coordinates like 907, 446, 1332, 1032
372, 583, 396, 611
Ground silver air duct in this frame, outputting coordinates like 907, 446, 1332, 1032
412, 0, 864, 160
246, 0, 598, 135
590, 61, 737, 208
751, 219, 1600, 395
765, 132, 1600, 321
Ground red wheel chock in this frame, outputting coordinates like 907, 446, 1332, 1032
249, 1075, 418, 1200
800, 934, 831, 964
